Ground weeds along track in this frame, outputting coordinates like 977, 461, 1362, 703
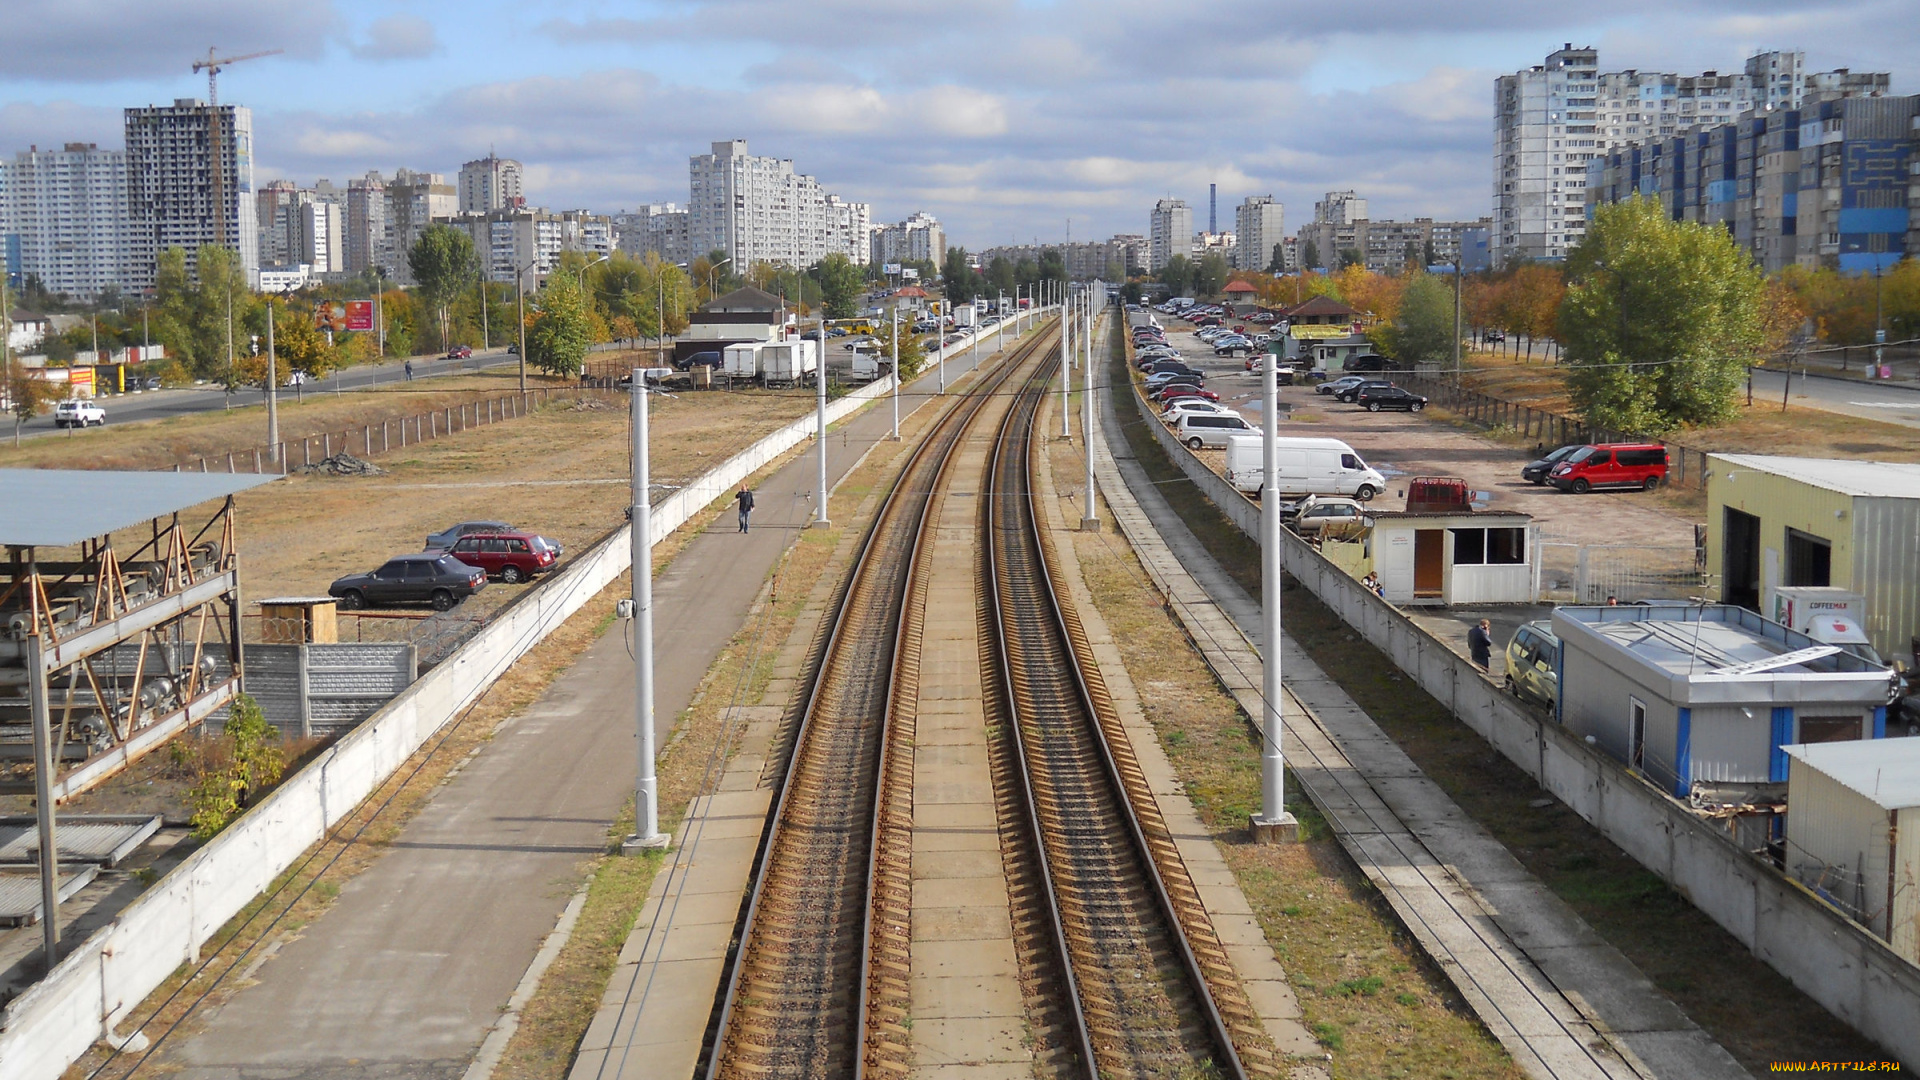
703, 322, 1061, 1080
982, 354, 1276, 1080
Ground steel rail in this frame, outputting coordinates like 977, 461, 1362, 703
983, 353, 1256, 1080
702, 320, 1060, 1080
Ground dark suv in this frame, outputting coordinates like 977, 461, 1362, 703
1334, 379, 1395, 403
1355, 386, 1428, 412
444, 532, 557, 583
329, 553, 487, 611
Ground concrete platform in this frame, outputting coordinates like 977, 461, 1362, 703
1090, 323, 1747, 1080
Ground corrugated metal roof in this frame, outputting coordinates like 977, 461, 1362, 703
1783, 738, 1920, 810
0, 469, 277, 547
1714, 455, 1920, 499
0, 815, 162, 866
0, 866, 99, 925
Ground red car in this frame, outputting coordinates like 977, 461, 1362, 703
1160, 389, 1221, 409
1548, 443, 1669, 493
444, 531, 556, 583
446, 345, 473, 359
1152, 383, 1216, 403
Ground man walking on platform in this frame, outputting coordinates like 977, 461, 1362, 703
735, 485, 755, 533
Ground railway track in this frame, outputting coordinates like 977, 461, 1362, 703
982, 355, 1276, 1080
702, 321, 1059, 1080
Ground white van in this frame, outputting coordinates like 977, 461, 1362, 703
1174, 412, 1256, 449
1222, 435, 1387, 501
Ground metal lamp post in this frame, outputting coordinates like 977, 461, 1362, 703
1252, 348, 1299, 843
889, 308, 901, 440
812, 323, 831, 529
1058, 286, 1072, 439
623, 368, 669, 854
1080, 285, 1099, 531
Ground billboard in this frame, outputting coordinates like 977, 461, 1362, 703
314, 301, 376, 333
882, 262, 903, 275
345, 300, 374, 332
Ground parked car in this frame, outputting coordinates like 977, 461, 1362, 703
446, 345, 473, 359
1317, 375, 1366, 397
1174, 411, 1256, 450
1355, 386, 1428, 412
1346, 354, 1393, 373
1521, 444, 1582, 485
1547, 443, 1669, 493
1334, 379, 1395, 403
1289, 496, 1367, 537
1504, 621, 1560, 706
425, 520, 516, 550
1213, 339, 1253, 356
1160, 390, 1222, 411
506, 343, 519, 355
673, 350, 723, 372
329, 552, 487, 611
1164, 401, 1238, 426
1241, 356, 1295, 384
53, 401, 106, 428
444, 531, 557, 583
1223, 435, 1385, 501
1152, 383, 1215, 403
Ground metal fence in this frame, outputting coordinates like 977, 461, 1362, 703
1536, 532, 1711, 604
240, 642, 417, 738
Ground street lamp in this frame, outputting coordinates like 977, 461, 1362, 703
707, 257, 733, 303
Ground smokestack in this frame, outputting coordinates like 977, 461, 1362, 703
1209, 183, 1217, 234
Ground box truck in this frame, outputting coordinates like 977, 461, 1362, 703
1763, 586, 1884, 666
722, 342, 764, 380
760, 339, 818, 388
1223, 435, 1386, 501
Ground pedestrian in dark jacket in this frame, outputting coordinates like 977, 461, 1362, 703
1468, 619, 1493, 670
735, 486, 755, 533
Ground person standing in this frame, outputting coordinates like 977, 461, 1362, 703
404, 359, 414, 381
1468, 618, 1494, 671
735, 485, 755, 533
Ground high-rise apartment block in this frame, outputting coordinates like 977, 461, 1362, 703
345, 172, 387, 275
688, 140, 871, 268
1148, 198, 1192, 271
1234, 196, 1285, 271
458, 155, 524, 214
1294, 191, 1491, 274
384, 169, 456, 284
870, 212, 946, 268
123, 98, 257, 288
1586, 90, 1911, 274
442, 208, 613, 291
612, 204, 692, 265
1493, 44, 1885, 265
0, 143, 132, 299
1313, 191, 1367, 227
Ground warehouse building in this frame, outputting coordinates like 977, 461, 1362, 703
1551, 605, 1897, 800
1707, 455, 1920, 666
1782, 738, 1920, 964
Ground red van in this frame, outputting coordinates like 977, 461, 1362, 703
1548, 443, 1669, 493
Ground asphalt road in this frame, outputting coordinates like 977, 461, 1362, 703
1746, 367, 1920, 430
10, 346, 524, 442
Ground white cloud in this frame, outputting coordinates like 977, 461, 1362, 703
0, 0, 337, 81
351, 15, 439, 62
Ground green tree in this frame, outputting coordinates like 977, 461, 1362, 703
1338, 248, 1364, 270
1120, 281, 1145, 305
941, 246, 977, 305
1194, 252, 1230, 296
811, 253, 863, 319
252, 298, 341, 378
888, 316, 930, 379
985, 256, 1018, 296
1267, 244, 1286, 273
1380, 273, 1456, 368
408, 224, 477, 351
1300, 239, 1321, 272
7, 357, 54, 446
1037, 248, 1067, 292
527, 271, 591, 377
186, 694, 286, 840
1562, 197, 1768, 434
1157, 254, 1194, 296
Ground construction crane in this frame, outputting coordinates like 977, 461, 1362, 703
191, 47, 281, 251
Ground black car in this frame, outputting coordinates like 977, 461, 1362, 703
672, 350, 723, 372
329, 553, 487, 611
1346, 354, 1393, 373
1334, 379, 1395, 403
1522, 445, 1582, 484
1147, 361, 1204, 379
1355, 386, 1428, 412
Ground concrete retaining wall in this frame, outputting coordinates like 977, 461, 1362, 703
1122, 375, 1920, 1068
0, 374, 900, 1080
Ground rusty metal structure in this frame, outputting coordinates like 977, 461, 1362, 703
0, 468, 272, 968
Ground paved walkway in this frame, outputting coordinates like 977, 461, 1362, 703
1091, 328, 1747, 1080
164, 334, 1027, 1080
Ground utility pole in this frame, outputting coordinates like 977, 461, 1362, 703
223, 281, 234, 411
1059, 286, 1072, 439
515, 260, 535, 393
266, 297, 279, 460
1081, 285, 1098, 532
1253, 348, 1298, 843
1452, 258, 1463, 373
812, 330, 830, 529
1875, 263, 1886, 379
622, 370, 668, 854
889, 308, 900, 440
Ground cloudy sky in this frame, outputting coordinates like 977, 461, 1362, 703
1, 0, 1913, 250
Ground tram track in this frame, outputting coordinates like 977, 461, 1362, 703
701, 320, 1059, 1080
982, 354, 1278, 1080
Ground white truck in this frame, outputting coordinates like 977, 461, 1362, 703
1223, 435, 1387, 502
1763, 586, 1884, 666
848, 344, 891, 382
722, 342, 764, 380
759, 339, 818, 388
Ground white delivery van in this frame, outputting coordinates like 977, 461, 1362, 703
849, 345, 890, 382
1174, 412, 1256, 450
1223, 435, 1387, 501
722, 342, 763, 380
1762, 586, 1883, 666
